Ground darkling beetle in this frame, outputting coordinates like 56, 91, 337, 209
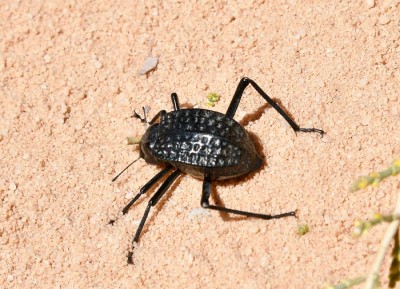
111, 77, 324, 263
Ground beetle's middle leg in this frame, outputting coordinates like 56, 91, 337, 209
225, 77, 324, 136
120, 165, 173, 215
127, 169, 182, 264
200, 177, 296, 220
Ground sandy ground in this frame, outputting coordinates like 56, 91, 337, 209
1, 1, 400, 288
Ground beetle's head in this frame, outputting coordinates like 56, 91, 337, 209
139, 124, 161, 165
112, 123, 160, 183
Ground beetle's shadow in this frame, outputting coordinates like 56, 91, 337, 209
210, 131, 267, 222
208, 104, 279, 222
238, 97, 297, 127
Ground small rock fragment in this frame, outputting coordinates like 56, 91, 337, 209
139, 56, 158, 75
378, 14, 391, 25
359, 77, 369, 88
9, 182, 17, 191
43, 54, 51, 63
94, 60, 103, 69
365, 0, 375, 8
125, 191, 134, 199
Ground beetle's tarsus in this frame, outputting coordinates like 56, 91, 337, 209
299, 127, 325, 136
127, 251, 134, 264
108, 219, 115, 225
285, 211, 297, 218
132, 110, 146, 123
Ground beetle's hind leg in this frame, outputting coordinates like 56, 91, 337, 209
201, 177, 296, 220
225, 77, 324, 136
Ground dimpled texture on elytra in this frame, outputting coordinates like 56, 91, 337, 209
150, 109, 245, 167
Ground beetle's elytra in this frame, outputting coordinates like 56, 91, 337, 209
112, 77, 324, 264
141, 108, 262, 180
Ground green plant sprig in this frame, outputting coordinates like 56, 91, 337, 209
351, 158, 400, 192
353, 213, 400, 238
324, 276, 366, 289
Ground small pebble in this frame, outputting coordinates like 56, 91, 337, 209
244, 246, 253, 256
9, 181, 17, 191
43, 54, 51, 63
184, 252, 194, 266
125, 191, 134, 199
324, 214, 332, 224
260, 256, 268, 268
358, 77, 369, 88
118, 94, 129, 106
293, 30, 306, 40
317, 80, 326, 88
94, 60, 103, 69
75, 123, 83, 131
378, 14, 391, 25
249, 224, 260, 234
139, 56, 158, 75
188, 208, 210, 218
365, 0, 375, 8
325, 48, 334, 55
23, 153, 29, 160
56, 118, 65, 125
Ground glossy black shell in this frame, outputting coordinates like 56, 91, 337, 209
141, 109, 262, 180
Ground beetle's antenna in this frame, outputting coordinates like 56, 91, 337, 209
132, 111, 145, 123
132, 107, 148, 124
112, 155, 141, 182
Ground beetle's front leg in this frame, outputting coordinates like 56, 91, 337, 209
132, 108, 166, 125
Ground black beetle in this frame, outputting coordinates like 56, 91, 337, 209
112, 77, 324, 263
